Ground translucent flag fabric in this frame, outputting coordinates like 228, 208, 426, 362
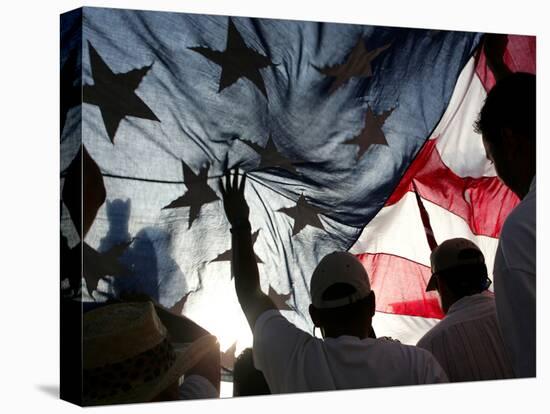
61, 7, 483, 351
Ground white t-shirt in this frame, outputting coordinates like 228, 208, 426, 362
179, 375, 218, 399
417, 293, 514, 382
494, 176, 536, 378
253, 310, 448, 393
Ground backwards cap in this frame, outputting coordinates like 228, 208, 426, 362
310, 252, 371, 309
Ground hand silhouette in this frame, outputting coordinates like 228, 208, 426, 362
483, 33, 511, 81
219, 168, 250, 228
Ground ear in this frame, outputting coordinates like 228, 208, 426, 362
309, 304, 322, 327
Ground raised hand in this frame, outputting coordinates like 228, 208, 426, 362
219, 168, 276, 329
219, 168, 250, 228
483, 33, 511, 81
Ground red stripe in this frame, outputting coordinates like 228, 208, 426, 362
356, 35, 534, 326
356, 252, 444, 319
475, 34, 536, 91
385, 138, 519, 238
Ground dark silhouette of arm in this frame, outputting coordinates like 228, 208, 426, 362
220, 169, 276, 330
484, 33, 512, 82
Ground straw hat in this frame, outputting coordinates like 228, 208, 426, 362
82, 301, 217, 406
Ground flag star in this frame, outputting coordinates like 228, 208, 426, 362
62, 145, 106, 239
162, 161, 220, 229
210, 230, 263, 274
316, 38, 391, 94
189, 17, 273, 99
240, 136, 300, 174
344, 107, 393, 159
277, 194, 326, 237
221, 341, 237, 371
268, 286, 294, 311
170, 291, 191, 315
83, 41, 159, 143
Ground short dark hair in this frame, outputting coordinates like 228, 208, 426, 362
233, 348, 270, 397
437, 263, 490, 297
474, 72, 536, 144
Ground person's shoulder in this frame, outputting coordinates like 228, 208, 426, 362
398, 342, 442, 369
499, 196, 535, 257
501, 190, 535, 233
374, 337, 432, 360
416, 324, 442, 349
254, 309, 315, 345
255, 309, 285, 331
385, 341, 441, 372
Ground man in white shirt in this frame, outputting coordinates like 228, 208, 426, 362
475, 72, 536, 377
417, 238, 514, 382
219, 170, 448, 393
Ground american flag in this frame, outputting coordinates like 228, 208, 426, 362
60, 7, 534, 363
352, 34, 535, 343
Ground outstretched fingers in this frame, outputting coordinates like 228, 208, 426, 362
221, 168, 246, 197
225, 169, 231, 192
232, 167, 239, 191
239, 172, 246, 194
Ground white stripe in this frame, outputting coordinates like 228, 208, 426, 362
432, 57, 496, 178
372, 312, 439, 345
351, 57, 501, 341
350, 192, 499, 281
350, 192, 429, 263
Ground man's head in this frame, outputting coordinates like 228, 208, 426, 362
475, 72, 536, 199
308, 252, 375, 339
426, 238, 491, 314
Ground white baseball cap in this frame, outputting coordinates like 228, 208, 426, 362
310, 252, 371, 309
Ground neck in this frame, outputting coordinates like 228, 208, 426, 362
323, 323, 371, 340
441, 294, 460, 314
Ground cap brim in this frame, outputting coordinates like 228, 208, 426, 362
426, 274, 438, 292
